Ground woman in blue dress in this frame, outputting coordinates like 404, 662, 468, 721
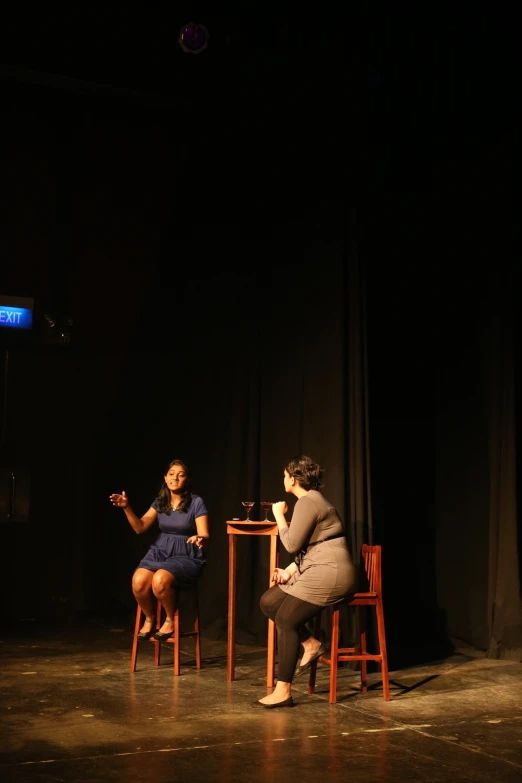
109, 458, 209, 641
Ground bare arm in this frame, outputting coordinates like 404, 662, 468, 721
186, 514, 210, 549
109, 491, 158, 534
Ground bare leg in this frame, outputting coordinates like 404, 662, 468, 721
132, 568, 156, 633
152, 569, 177, 635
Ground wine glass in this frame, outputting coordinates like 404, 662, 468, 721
260, 501, 273, 521
241, 501, 255, 521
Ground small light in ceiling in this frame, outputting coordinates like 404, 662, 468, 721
178, 22, 209, 54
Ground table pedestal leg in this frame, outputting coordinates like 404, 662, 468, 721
266, 534, 278, 688
227, 533, 237, 682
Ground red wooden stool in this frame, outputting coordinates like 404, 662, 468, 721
130, 586, 201, 675
308, 544, 390, 701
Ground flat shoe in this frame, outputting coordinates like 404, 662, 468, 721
257, 696, 294, 709
137, 629, 156, 641
154, 629, 174, 641
294, 643, 328, 677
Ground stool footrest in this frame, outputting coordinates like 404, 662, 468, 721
166, 631, 199, 641
130, 590, 202, 675
307, 545, 390, 702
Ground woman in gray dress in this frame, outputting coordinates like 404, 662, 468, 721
257, 454, 356, 708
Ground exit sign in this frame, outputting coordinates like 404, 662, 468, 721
0, 295, 34, 329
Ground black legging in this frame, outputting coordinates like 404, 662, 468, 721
260, 585, 323, 683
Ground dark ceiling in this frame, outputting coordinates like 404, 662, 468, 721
0, 10, 348, 106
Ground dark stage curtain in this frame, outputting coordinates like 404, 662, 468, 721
434, 265, 521, 663
1, 51, 520, 670
485, 271, 522, 661
347, 214, 373, 552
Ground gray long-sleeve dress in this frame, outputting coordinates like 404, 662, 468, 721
278, 490, 356, 606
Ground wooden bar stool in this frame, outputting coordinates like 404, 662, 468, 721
308, 544, 390, 702
130, 586, 202, 675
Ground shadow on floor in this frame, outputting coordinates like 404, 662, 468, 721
0, 624, 521, 782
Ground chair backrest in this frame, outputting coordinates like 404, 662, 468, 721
361, 544, 382, 594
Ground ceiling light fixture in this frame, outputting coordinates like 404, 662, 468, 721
178, 22, 209, 54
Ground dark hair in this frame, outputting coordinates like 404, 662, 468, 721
285, 454, 324, 491
156, 458, 193, 514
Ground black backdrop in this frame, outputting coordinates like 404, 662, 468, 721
1, 11, 519, 666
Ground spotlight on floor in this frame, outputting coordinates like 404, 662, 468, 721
178, 22, 209, 54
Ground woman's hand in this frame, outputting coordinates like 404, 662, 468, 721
186, 535, 204, 549
272, 501, 288, 517
109, 491, 129, 509
271, 567, 291, 584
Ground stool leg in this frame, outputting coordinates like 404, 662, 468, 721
329, 606, 340, 703
173, 591, 180, 676
308, 611, 323, 694
154, 601, 162, 667
359, 605, 367, 693
194, 591, 202, 669
130, 604, 142, 673
376, 598, 390, 701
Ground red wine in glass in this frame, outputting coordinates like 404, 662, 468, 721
241, 501, 255, 521
260, 501, 273, 521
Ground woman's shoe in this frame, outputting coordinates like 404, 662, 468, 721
137, 629, 156, 641
294, 643, 328, 677
257, 696, 294, 709
154, 629, 174, 641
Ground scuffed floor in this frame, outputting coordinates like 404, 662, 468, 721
0, 625, 521, 782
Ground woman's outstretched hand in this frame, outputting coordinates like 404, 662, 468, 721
109, 491, 129, 509
271, 567, 291, 584
186, 535, 204, 549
